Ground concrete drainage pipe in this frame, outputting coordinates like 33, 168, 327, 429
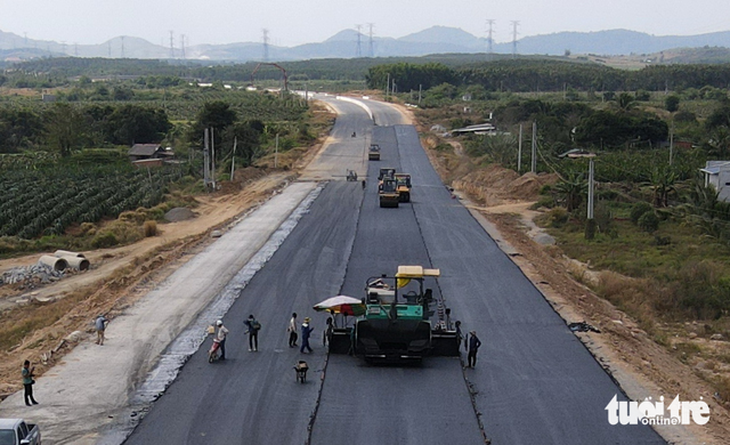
64, 256, 91, 271
54, 249, 86, 259
39, 255, 68, 271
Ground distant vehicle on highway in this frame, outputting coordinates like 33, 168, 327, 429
0, 418, 41, 445
368, 144, 381, 161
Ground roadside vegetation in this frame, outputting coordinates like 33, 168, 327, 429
0, 60, 328, 257
371, 59, 730, 402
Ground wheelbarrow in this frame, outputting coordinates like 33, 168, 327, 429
294, 360, 308, 383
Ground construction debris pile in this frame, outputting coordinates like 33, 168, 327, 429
0, 263, 68, 289
0, 250, 90, 291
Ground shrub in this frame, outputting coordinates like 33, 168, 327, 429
665, 95, 680, 112
143, 220, 157, 237
630, 202, 653, 225
91, 231, 119, 248
638, 211, 660, 233
547, 207, 569, 228
119, 210, 145, 224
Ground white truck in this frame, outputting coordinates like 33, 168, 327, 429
0, 419, 41, 445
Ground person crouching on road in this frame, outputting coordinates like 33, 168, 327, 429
245, 314, 260, 352
216, 320, 229, 360
288, 312, 298, 348
300, 317, 313, 353
467, 330, 482, 369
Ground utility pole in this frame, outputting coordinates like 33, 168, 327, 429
203, 128, 211, 188
567, 151, 597, 239
274, 133, 279, 169
386, 73, 390, 99
588, 157, 594, 220
231, 137, 237, 180
518, 124, 523, 174
486, 19, 495, 57
531, 121, 537, 173
356, 24, 362, 57
510, 21, 520, 58
211, 128, 216, 190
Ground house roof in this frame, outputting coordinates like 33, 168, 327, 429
451, 123, 496, 134
128, 144, 161, 156
701, 160, 730, 175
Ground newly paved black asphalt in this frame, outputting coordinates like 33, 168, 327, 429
124, 99, 665, 445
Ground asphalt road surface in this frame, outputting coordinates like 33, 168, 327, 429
124, 98, 665, 445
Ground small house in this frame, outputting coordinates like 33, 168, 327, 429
128, 144, 174, 167
701, 161, 730, 202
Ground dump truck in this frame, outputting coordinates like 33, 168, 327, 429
368, 144, 381, 161
394, 173, 412, 202
378, 177, 400, 208
327, 265, 460, 362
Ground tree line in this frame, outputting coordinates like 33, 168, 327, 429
366, 60, 730, 92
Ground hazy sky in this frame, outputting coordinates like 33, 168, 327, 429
2, 0, 728, 48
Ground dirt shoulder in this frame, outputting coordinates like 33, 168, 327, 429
0, 171, 299, 397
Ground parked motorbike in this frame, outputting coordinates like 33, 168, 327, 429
208, 338, 221, 363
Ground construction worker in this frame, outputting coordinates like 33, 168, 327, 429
466, 330, 482, 368
216, 320, 229, 360
288, 313, 298, 348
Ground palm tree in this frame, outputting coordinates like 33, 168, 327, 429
616, 92, 636, 112
649, 166, 678, 208
554, 171, 587, 212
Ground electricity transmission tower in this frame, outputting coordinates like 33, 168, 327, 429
355, 24, 362, 57
169, 30, 175, 58
368, 23, 374, 57
510, 21, 520, 58
180, 34, 186, 59
486, 19, 495, 56
262, 29, 270, 61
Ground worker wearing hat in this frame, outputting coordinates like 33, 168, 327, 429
300, 317, 314, 353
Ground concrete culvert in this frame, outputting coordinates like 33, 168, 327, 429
54, 249, 86, 258
64, 257, 91, 271
38, 255, 68, 271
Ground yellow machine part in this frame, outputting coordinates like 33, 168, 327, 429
396, 265, 440, 288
